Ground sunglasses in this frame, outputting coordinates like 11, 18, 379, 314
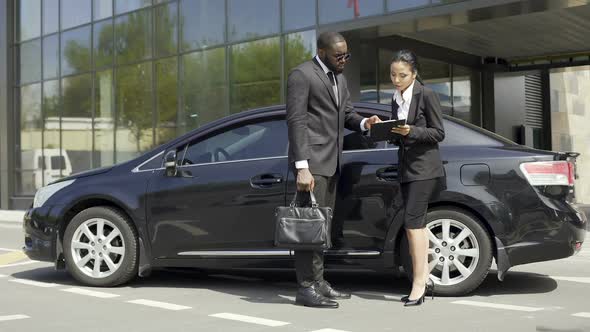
334, 52, 351, 62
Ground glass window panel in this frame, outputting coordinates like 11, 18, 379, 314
319, 0, 383, 24
452, 65, 479, 124
550, 66, 590, 204
388, 0, 429, 12
155, 2, 178, 57
61, 25, 91, 76
419, 57, 451, 114
180, 0, 225, 51
43, 80, 61, 185
93, 0, 113, 20
115, 9, 152, 65
43, 0, 59, 34
115, 0, 151, 14
17, 83, 42, 194
285, 30, 316, 79
182, 120, 287, 164
61, 0, 91, 30
19, 0, 41, 41
359, 43, 378, 103
230, 37, 280, 114
283, 0, 315, 31
20, 39, 41, 84
94, 20, 114, 69
155, 57, 178, 145
61, 74, 93, 174
116, 62, 154, 162
94, 70, 115, 167
228, 0, 279, 42
43, 34, 59, 79
182, 48, 227, 133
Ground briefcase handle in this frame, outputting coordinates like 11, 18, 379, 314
289, 191, 319, 208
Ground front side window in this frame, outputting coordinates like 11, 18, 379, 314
180, 119, 287, 165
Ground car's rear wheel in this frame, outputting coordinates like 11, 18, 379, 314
401, 207, 493, 296
63, 206, 138, 287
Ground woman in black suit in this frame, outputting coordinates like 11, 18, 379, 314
389, 50, 446, 306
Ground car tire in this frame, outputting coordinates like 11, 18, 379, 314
400, 207, 493, 296
63, 206, 138, 287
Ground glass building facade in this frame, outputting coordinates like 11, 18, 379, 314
12, 0, 475, 198
3, 0, 589, 207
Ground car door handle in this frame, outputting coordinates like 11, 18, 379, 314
376, 166, 398, 181
250, 174, 283, 188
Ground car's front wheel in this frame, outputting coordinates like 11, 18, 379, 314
63, 206, 138, 287
401, 207, 493, 296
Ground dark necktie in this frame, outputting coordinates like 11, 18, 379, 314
327, 72, 339, 106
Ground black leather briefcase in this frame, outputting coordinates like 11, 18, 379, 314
274, 191, 332, 250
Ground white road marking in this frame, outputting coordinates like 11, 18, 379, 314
61, 287, 120, 298
353, 291, 402, 301
0, 274, 6, 278
309, 329, 352, 332
0, 261, 43, 269
0, 247, 20, 252
572, 312, 590, 318
9, 279, 58, 288
209, 313, 290, 327
550, 276, 590, 284
127, 299, 191, 311
0, 315, 30, 322
452, 300, 543, 312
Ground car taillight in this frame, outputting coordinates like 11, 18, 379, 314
519, 161, 574, 186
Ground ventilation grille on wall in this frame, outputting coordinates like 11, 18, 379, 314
524, 74, 544, 128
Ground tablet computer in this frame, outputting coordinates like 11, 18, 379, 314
369, 119, 407, 141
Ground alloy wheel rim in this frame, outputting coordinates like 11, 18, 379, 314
71, 218, 125, 279
427, 218, 480, 286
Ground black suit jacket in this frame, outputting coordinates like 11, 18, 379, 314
391, 81, 445, 183
286, 59, 364, 177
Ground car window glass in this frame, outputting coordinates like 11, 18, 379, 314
441, 120, 505, 146
138, 153, 164, 171
182, 119, 287, 165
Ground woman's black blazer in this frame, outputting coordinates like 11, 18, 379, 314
390, 81, 445, 183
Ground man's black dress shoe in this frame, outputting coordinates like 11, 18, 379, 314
316, 281, 351, 300
295, 286, 339, 308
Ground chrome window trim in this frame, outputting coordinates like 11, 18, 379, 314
131, 146, 396, 173
131, 151, 164, 173
176, 155, 288, 169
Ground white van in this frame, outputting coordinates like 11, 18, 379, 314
21, 149, 73, 191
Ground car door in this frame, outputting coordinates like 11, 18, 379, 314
327, 111, 401, 256
146, 116, 289, 259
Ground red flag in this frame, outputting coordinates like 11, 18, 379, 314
347, 0, 360, 18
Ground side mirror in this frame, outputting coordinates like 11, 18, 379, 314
164, 150, 177, 176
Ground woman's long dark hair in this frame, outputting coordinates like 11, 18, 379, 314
391, 49, 423, 84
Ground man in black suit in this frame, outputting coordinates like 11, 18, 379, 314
286, 32, 380, 308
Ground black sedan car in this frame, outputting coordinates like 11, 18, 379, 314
23, 103, 587, 296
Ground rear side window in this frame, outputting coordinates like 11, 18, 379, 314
441, 120, 508, 147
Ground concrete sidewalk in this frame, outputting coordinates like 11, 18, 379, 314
0, 210, 26, 223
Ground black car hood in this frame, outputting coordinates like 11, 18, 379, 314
52, 165, 114, 183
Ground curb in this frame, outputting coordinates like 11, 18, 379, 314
0, 210, 26, 223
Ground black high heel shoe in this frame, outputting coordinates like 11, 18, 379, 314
401, 278, 434, 303
404, 289, 426, 306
